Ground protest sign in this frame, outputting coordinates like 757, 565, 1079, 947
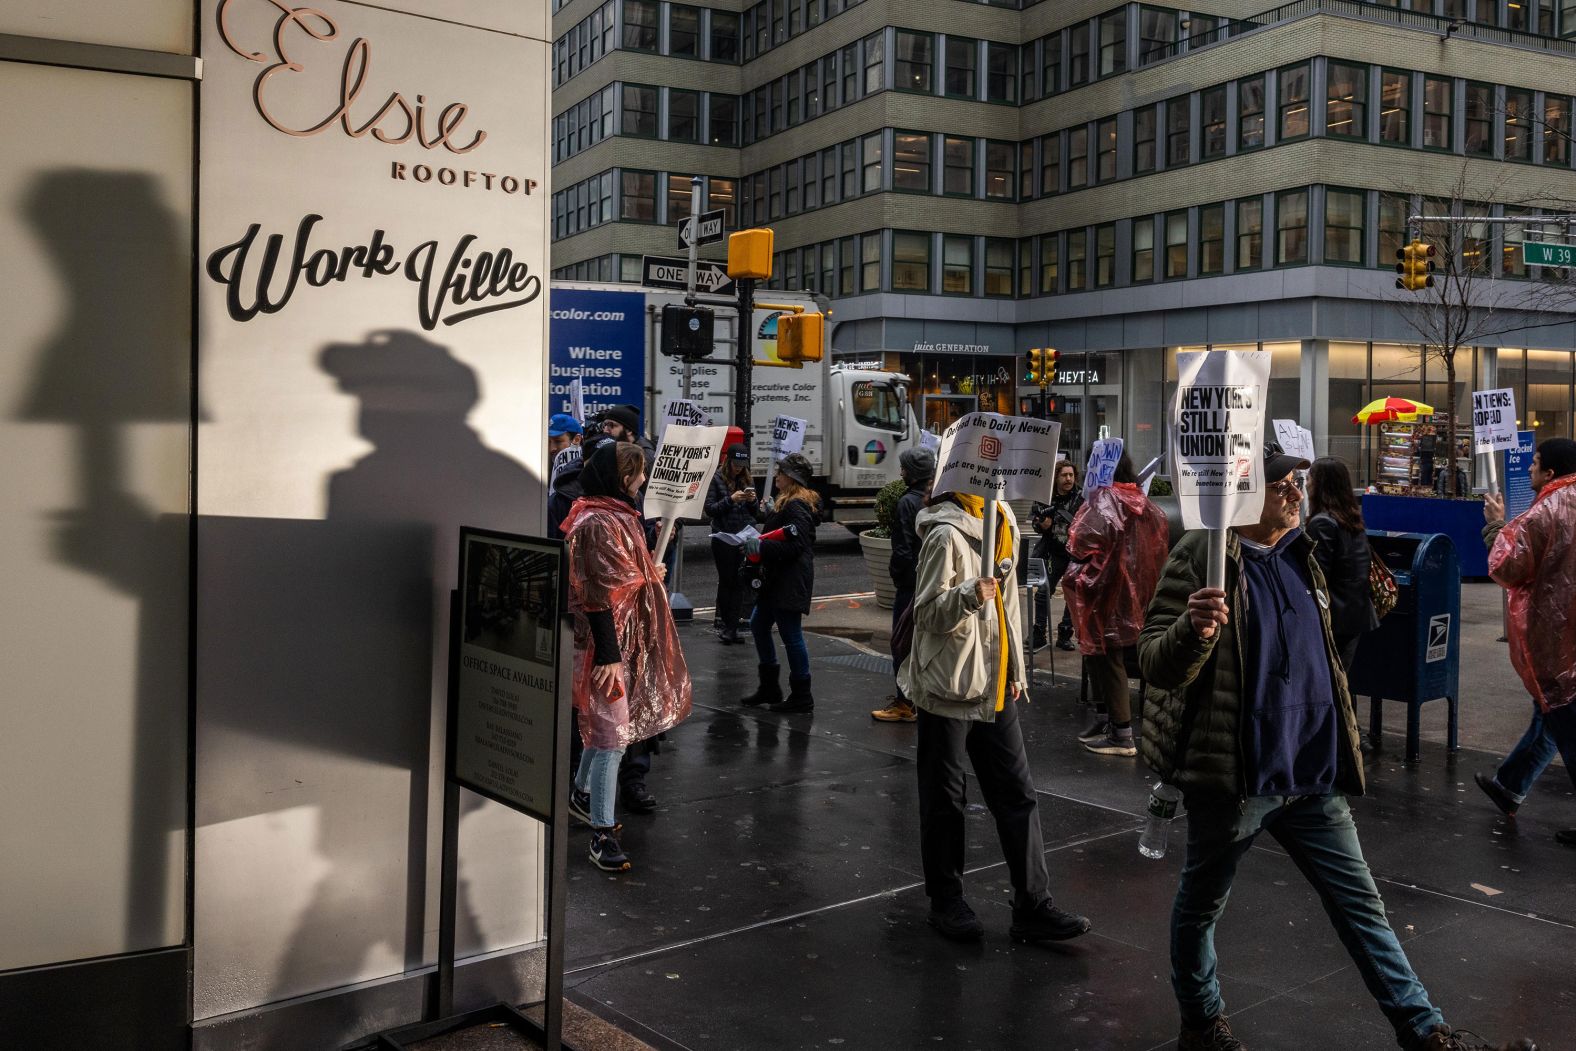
1472, 389, 1519, 454
1172, 350, 1272, 532
920, 431, 941, 453
661, 398, 710, 432
933, 413, 1062, 502
547, 444, 580, 497
569, 377, 586, 424
760, 415, 809, 507
644, 424, 730, 562
1271, 419, 1316, 464
1137, 455, 1163, 496
1083, 438, 1124, 496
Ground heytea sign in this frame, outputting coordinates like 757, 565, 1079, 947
204, 0, 543, 330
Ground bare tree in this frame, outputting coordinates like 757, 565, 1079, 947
1389, 163, 1576, 495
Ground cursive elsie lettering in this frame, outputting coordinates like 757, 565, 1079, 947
217, 0, 486, 153
206, 213, 541, 329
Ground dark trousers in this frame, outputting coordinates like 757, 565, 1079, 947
711, 539, 746, 628
891, 584, 914, 699
916, 701, 1049, 911
1087, 649, 1133, 724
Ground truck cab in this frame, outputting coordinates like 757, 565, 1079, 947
821, 366, 920, 524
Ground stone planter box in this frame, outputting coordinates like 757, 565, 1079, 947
857, 530, 896, 609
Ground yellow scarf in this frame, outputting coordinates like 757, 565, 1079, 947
953, 494, 1013, 711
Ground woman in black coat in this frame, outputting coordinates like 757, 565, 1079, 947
705, 443, 759, 644
739, 452, 819, 713
1305, 456, 1379, 671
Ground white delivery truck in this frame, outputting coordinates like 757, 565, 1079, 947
550, 281, 920, 526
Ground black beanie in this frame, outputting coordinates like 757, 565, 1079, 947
579, 441, 626, 498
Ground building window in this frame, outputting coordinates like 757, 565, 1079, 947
711, 10, 740, 62
1377, 192, 1408, 268
1133, 217, 1155, 282
1139, 7, 1177, 65
1325, 187, 1365, 265
1239, 75, 1266, 151
709, 94, 738, 146
862, 132, 883, 192
786, 69, 802, 126
621, 170, 656, 220
1135, 105, 1158, 173
1098, 10, 1126, 77
785, 160, 801, 213
842, 42, 859, 102
667, 173, 693, 222
1018, 141, 1034, 199
985, 238, 1014, 296
1326, 62, 1367, 138
768, 165, 782, 219
1277, 189, 1309, 265
623, 0, 659, 50
892, 231, 931, 291
1279, 62, 1312, 140
820, 242, 836, 294
1095, 118, 1117, 182
622, 84, 658, 136
1018, 238, 1033, 296
864, 32, 884, 95
840, 236, 855, 294
1200, 203, 1224, 274
1067, 229, 1088, 290
708, 177, 737, 226
986, 43, 1017, 102
1466, 82, 1494, 155
803, 153, 820, 210
669, 89, 699, 141
1165, 210, 1188, 278
1201, 86, 1227, 160
895, 30, 933, 93
1503, 209, 1529, 278
841, 140, 858, 197
1067, 126, 1088, 188
1020, 42, 1037, 101
1380, 70, 1410, 145
1166, 95, 1190, 167
1042, 33, 1062, 95
1237, 197, 1263, 270
1069, 21, 1090, 86
945, 37, 977, 98
670, 4, 700, 56
894, 131, 932, 192
943, 235, 973, 293
1095, 223, 1116, 287
1423, 76, 1451, 150
1545, 96, 1571, 166
944, 136, 974, 195
986, 141, 1014, 199
1040, 133, 1061, 195
861, 233, 881, 292
1039, 233, 1060, 293
1505, 88, 1533, 160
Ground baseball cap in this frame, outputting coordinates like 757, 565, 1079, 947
548, 412, 582, 437
1264, 440, 1310, 482
727, 443, 750, 462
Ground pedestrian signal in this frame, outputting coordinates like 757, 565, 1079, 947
1395, 240, 1436, 291
777, 312, 824, 365
660, 304, 715, 358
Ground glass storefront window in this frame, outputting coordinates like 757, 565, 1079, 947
1265, 341, 1302, 425
1327, 342, 1367, 480
1527, 349, 1574, 443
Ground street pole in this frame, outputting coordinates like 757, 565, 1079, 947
684, 175, 702, 302
735, 276, 756, 442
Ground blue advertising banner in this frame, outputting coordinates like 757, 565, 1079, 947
1505, 430, 1536, 519
548, 288, 645, 420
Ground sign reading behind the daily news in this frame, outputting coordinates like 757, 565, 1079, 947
933, 413, 1062, 502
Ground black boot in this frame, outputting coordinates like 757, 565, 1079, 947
772, 674, 815, 713
741, 663, 782, 707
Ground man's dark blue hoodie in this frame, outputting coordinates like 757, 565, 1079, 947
1238, 528, 1340, 797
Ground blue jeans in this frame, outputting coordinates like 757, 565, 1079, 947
1494, 699, 1560, 802
574, 746, 625, 828
1172, 793, 1443, 1045
751, 604, 810, 679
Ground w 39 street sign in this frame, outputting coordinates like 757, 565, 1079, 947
1521, 241, 1576, 267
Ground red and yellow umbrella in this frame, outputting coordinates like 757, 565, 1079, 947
1351, 397, 1434, 425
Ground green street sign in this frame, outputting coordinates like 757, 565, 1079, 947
1522, 241, 1576, 267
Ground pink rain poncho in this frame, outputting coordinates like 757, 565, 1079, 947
1062, 482, 1169, 656
1489, 473, 1576, 712
562, 495, 693, 749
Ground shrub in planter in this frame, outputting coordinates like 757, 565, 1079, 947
858, 478, 908, 608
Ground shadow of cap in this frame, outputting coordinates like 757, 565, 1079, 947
319, 330, 478, 415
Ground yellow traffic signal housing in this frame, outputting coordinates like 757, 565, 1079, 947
1395, 240, 1436, 291
1045, 348, 1059, 383
1025, 347, 1044, 384
777, 311, 824, 365
728, 228, 774, 280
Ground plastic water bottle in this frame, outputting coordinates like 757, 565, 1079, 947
1138, 782, 1183, 859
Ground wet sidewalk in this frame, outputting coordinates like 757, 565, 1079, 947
559, 627, 1576, 1050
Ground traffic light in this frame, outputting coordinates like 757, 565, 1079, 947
728, 228, 774, 280
1025, 347, 1044, 384
1045, 348, 1059, 384
659, 303, 715, 358
777, 311, 824, 365
1395, 240, 1436, 291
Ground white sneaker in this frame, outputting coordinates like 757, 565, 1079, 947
1083, 726, 1137, 757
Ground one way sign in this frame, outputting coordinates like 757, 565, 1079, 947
677, 209, 727, 248
642, 255, 734, 295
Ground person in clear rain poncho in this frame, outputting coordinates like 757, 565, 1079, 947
562, 441, 693, 872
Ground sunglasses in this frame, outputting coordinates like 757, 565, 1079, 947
1268, 478, 1304, 499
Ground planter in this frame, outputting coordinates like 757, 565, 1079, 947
857, 530, 896, 609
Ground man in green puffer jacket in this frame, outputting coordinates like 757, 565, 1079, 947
1139, 445, 1536, 1051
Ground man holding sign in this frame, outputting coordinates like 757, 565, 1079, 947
901, 414, 1091, 945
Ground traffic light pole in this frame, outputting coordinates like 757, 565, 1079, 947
735, 276, 756, 441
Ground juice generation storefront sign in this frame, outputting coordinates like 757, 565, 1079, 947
194, 0, 552, 1035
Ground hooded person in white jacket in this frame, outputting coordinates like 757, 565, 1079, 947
899, 491, 1092, 944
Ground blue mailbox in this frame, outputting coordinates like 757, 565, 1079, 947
1347, 532, 1461, 763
